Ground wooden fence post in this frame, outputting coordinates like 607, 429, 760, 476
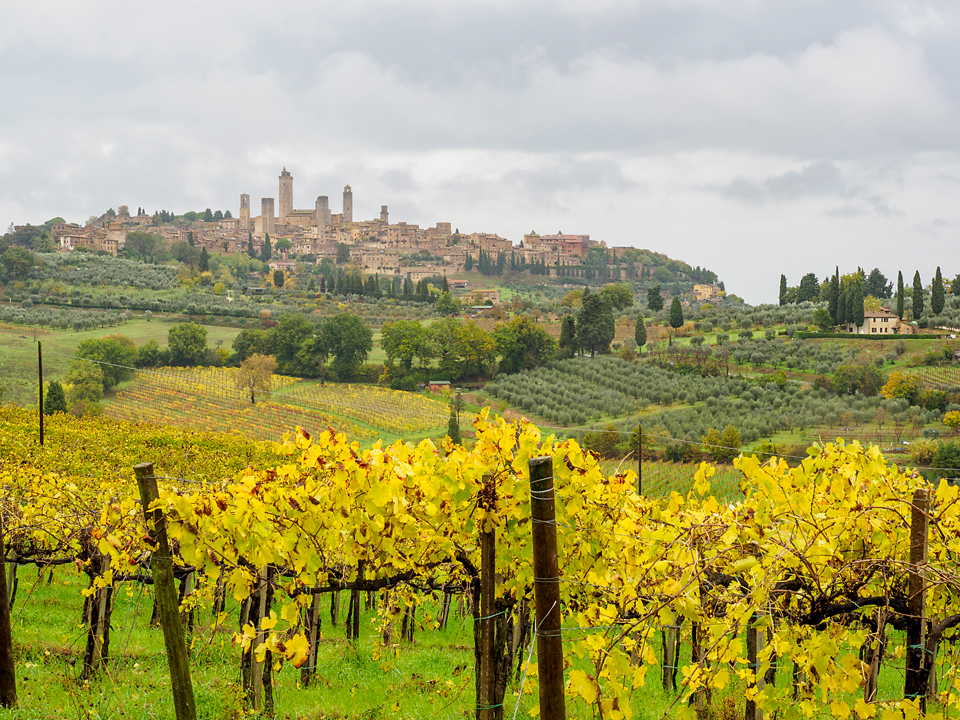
745, 613, 764, 720
904, 487, 929, 710
135, 462, 197, 720
0, 512, 17, 708
662, 624, 678, 691
37, 341, 44, 447
529, 456, 566, 720
480, 474, 496, 720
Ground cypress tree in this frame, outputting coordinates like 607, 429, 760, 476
634, 315, 647, 351
559, 315, 578, 358
446, 407, 462, 445
828, 268, 840, 323
896, 271, 904, 319
778, 274, 788, 306
261, 234, 272, 262
851, 283, 864, 328
837, 289, 848, 325
913, 271, 924, 317
45, 381, 67, 414
669, 297, 684, 333
932, 266, 945, 315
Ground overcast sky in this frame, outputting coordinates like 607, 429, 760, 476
2, 0, 958, 304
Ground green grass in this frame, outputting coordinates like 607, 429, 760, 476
0, 318, 243, 406
8, 567, 952, 719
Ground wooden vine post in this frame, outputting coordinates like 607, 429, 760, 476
479, 473, 497, 720
135, 462, 197, 720
904, 487, 930, 710
745, 613, 765, 720
529, 456, 566, 720
0, 512, 17, 707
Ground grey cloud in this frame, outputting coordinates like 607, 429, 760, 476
720, 161, 847, 204
504, 158, 638, 198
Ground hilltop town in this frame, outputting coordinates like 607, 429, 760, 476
43, 166, 722, 298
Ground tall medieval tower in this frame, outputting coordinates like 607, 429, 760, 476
380, 205, 388, 223
278, 168, 293, 224
342, 185, 353, 224
315, 196, 330, 237
239, 194, 250, 230
261, 198, 275, 236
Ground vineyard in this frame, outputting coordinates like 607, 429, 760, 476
278, 381, 452, 435
915, 366, 960, 390
105, 367, 452, 442
1, 407, 960, 718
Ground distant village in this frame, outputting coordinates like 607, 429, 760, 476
42, 167, 723, 300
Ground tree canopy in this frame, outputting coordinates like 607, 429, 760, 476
168, 323, 208, 366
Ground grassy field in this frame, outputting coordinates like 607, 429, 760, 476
0, 317, 243, 406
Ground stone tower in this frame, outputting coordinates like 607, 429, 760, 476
261, 198, 275, 236
278, 168, 293, 224
239, 193, 250, 230
343, 185, 353, 224
380, 205, 388, 223
315, 196, 330, 237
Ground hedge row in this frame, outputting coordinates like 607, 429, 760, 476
795, 332, 947, 340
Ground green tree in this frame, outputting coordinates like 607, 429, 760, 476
778, 274, 788, 306
577, 294, 615, 357
446, 406, 462, 445
896, 271, 905, 319
274, 238, 292, 253
260, 234, 272, 262
828, 268, 840, 322
453, 322, 497, 379
913, 271, 924, 317
837, 288, 848, 325
435, 291, 458, 315
75, 335, 138, 391
646, 284, 663, 311
64, 359, 105, 405
850, 283, 864, 328
558, 315, 578, 359
634, 315, 647, 351
932, 266, 945, 315
273, 269, 285, 288
336, 243, 351, 264
864, 268, 892, 298
493, 316, 556, 375
381, 320, 429, 372
247, 233, 257, 259
272, 313, 314, 374
797, 273, 820, 302
199, 246, 209, 272
45, 380, 67, 414
951, 273, 960, 296
124, 230, 168, 262
813, 308, 833, 331
599, 283, 634, 310
168, 323, 208, 366
2, 247, 34, 280
136, 339, 163, 368
232, 328, 275, 363
669, 296, 684, 335
319, 313, 373, 381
